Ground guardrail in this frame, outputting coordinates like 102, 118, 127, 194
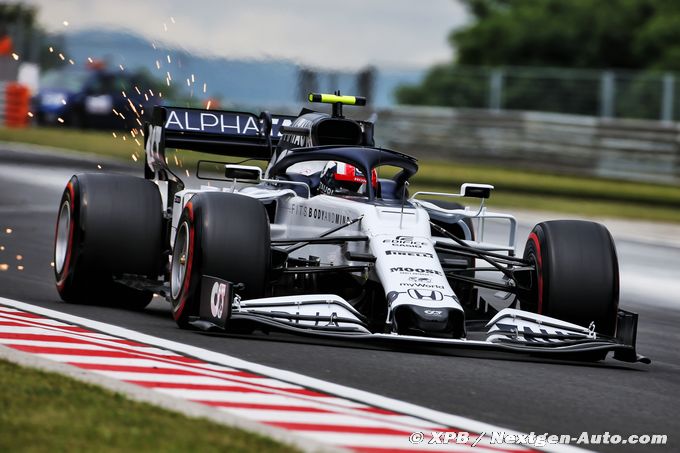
376, 106, 680, 184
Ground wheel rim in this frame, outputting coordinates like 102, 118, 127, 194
55, 200, 71, 274
171, 222, 190, 300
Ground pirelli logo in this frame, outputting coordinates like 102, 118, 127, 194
385, 250, 433, 258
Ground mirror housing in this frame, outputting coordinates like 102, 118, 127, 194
460, 183, 494, 199
224, 164, 262, 181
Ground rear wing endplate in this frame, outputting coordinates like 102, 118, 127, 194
144, 106, 296, 172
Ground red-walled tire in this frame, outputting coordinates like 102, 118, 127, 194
170, 192, 271, 328
54, 173, 163, 310
521, 220, 619, 336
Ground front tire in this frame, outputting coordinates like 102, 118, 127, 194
521, 220, 619, 336
170, 192, 271, 328
54, 173, 163, 310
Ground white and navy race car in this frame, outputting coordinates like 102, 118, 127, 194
53, 93, 649, 364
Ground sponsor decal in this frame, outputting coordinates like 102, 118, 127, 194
407, 289, 444, 301
424, 309, 444, 316
210, 282, 227, 319
163, 108, 292, 137
399, 282, 446, 289
282, 118, 313, 147
408, 276, 432, 283
382, 236, 427, 248
289, 203, 350, 225
390, 267, 442, 276
385, 250, 434, 258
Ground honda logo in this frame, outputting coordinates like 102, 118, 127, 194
407, 289, 444, 301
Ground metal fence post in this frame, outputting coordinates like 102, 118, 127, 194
489, 69, 504, 112
600, 71, 615, 118
661, 73, 674, 122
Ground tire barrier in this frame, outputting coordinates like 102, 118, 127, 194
4, 82, 30, 128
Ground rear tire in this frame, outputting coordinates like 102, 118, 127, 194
54, 173, 163, 310
170, 192, 271, 328
521, 220, 619, 336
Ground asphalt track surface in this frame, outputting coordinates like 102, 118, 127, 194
0, 145, 677, 452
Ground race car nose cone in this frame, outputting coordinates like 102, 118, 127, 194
393, 305, 463, 337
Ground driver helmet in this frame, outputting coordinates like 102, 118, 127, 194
319, 161, 378, 196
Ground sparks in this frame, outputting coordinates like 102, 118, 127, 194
49, 46, 54, 53
17, 265, 24, 271
27, 112, 33, 118
58, 53, 65, 61
131, 154, 138, 162
206, 100, 212, 110
11, 53, 19, 61
15, 255, 22, 261
50, 262, 54, 267
191, 74, 195, 83
112, 132, 117, 138
134, 138, 141, 146
61, 99, 67, 105
0, 264, 8, 272
166, 55, 171, 64
69, 59, 75, 65
97, 164, 102, 169
63, 20, 69, 27
5, 228, 12, 234
170, 16, 176, 24
166, 71, 172, 81
163, 23, 168, 32
119, 64, 125, 71
186, 78, 190, 87
57, 117, 64, 123
203, 82, 207, 93
134, 86, 141, 95
121, 91, 127, 98
87, 57, 93, 63
155, 60, 161, 70
185, 169, 190, 177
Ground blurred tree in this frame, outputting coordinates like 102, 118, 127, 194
0, 3, 64, 69
396, 0, 680, 114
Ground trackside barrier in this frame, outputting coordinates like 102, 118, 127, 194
4, 82, 29, 128
377, 106, 680, 184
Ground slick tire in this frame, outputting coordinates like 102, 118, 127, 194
522, 220, 619, 336
170, 192, 271, 328
54, 173, 163, 310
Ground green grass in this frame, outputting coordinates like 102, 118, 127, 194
0, 359, 298, 453
1, 126, 678, 222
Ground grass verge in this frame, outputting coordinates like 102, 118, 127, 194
0, 359, 298, 453
1, 126, 678, 222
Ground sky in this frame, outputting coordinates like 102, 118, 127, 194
22, 0, 470, 70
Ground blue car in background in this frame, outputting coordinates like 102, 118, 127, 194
34, 67, 158, 130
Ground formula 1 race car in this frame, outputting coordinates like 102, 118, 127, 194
53, 93, 649, 364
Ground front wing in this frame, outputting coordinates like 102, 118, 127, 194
191, 276, 650, 365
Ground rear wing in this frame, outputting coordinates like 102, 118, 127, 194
144, 106, 296, 172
